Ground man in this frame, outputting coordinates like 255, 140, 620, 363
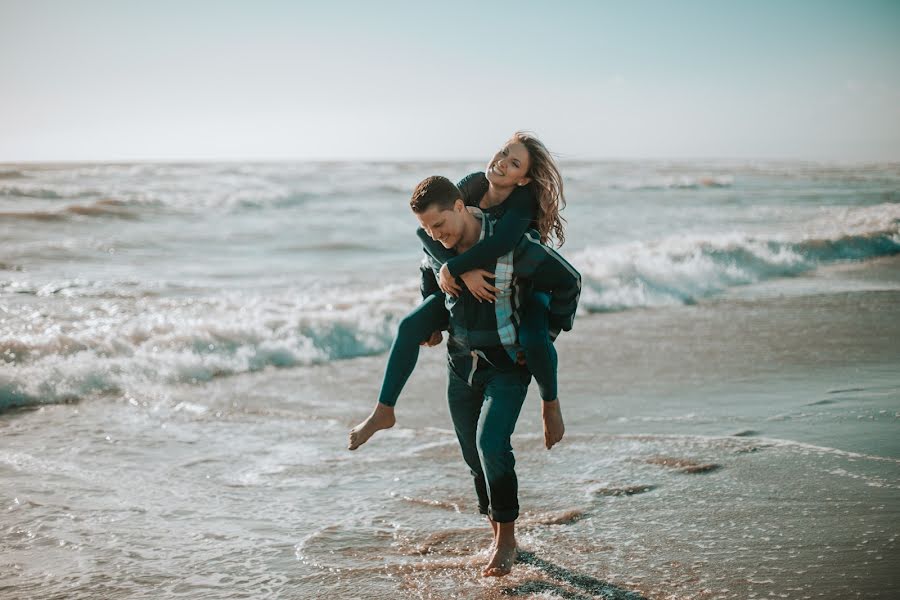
410, 175, 581, 577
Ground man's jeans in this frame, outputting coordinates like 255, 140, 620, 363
447, 361, 531, 523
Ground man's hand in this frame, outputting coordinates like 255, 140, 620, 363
460, 269, 499, 303
438, 264, 462, 297
420, 331, 443, 347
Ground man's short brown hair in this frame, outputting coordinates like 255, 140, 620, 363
410, 176, 462, 213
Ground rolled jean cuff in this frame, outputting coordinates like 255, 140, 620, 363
489, 506, 519, 523
478, 504, 489, 517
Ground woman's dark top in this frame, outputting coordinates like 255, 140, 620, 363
416, 172, 538, 277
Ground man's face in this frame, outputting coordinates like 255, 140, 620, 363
415, 201, 466, 249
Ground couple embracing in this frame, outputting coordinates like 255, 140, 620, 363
349, 132, 581, 577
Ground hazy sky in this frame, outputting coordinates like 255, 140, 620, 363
2, 0, 899, 161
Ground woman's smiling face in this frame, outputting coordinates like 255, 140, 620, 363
486, 141, 531, 187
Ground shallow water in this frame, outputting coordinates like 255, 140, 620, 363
2, 161, 899, 598
3, 406, 897, 599
3, 277, 899, 598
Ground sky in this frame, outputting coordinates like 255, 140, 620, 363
1, 0, 899, 162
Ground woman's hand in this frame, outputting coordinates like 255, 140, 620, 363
420, 331, 443, 347
460, 269, 500, 303
438, 264, 462, 297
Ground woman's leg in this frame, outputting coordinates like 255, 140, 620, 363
518, 291, 557, 401
377, 293, 449, 407
348, 294, 448, 450
517, 290, 565, 450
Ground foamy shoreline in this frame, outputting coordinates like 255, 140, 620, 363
2, 257, 898, 598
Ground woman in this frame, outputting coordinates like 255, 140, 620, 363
348, 131, 568, 453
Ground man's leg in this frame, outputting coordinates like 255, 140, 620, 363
446, 365, 490, 518
478, 367, 530, 576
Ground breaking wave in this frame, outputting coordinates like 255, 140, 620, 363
576, 203, 900, 311
0, 284, 420, 410
607, 175, 734, 190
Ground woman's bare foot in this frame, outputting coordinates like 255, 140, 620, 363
483, 521, 516, 577
348, 403, 395, 450
542, 399, 565, 450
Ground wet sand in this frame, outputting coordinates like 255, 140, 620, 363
1, 258, 899, 599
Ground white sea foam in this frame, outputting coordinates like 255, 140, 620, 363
0, 283, 420, 408
3, 202, 899, 408
573, 203, 900, 311
2, 162, 899, 409
607, 174, 735, 190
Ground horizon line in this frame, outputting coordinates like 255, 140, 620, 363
3, 156, 900, 166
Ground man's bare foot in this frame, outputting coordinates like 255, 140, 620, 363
488, 518, 498, 551
484, 542, 516, 576
348, 403, 395, 450
542, 399, 565, 450
483, 521, 516, 577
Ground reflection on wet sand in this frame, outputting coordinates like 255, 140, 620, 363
506, 551, 648, 599
644, 456, 721, 473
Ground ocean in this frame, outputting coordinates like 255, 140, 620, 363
1, 160, 898, 599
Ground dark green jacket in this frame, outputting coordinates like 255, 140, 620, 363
420, 208, 580, 372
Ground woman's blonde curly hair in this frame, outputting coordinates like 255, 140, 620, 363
510, 131, 567, 247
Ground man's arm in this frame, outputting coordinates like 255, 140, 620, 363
420, 253, 442, 299
418, 254, 449, 346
